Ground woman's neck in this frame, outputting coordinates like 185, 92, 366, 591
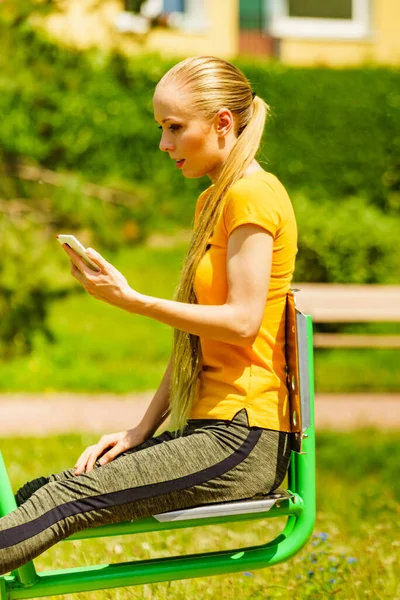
243, 160, 264, 177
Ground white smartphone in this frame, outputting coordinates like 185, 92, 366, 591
56, 234, 100, 272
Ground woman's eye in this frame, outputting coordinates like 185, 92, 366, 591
157, 125, 181, 132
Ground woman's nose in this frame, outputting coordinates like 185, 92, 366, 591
159, 133, 175, 153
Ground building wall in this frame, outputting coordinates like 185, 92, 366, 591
38, 0, 399, 66
42, 0, 238, 60
279, 39, 375, 66
373, 0, 400, 63
279, 0, 400, 66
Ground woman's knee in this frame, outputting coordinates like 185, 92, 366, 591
15, 476, 51, 506
15, 465, 78, 507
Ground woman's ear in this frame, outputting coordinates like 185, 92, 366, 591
215, 108, 234, 138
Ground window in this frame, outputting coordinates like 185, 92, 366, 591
116, 0, 207, 34
269, 0, 371, 40
163, 0, 184, 11
240, 0, 268, 31
165, 0, 208, 33
288, 0, 352, 19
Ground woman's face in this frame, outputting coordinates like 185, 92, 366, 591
153, 85, 235, 182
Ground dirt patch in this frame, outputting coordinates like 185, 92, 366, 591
314, 394, 400, 430
1, 392, 399, 437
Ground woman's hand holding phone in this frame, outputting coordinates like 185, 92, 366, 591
57, 234, 140, 311
56, 235, 100, 271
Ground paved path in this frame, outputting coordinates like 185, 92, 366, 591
0, 393, 399, 437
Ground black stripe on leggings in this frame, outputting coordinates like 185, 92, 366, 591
0, 428, 262, 550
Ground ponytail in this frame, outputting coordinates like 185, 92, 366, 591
157, 57, 270, 432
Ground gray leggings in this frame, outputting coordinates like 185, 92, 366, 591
0, 409, 291, 575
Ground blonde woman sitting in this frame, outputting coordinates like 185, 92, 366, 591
0, 56, 297, 575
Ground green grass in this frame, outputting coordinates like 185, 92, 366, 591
0, 243, 398, 394
0, 245, 186, 393
1, 430, 399, 599
315, 348, 400, 393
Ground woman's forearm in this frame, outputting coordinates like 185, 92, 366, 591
122, 291, 256, 346
137, 357, 172, 439
63, 228, 268, 347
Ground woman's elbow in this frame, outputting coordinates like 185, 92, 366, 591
235, 319, 261, 347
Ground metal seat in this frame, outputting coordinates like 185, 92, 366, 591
153, 489, 294, 522
0, 289, 315, 599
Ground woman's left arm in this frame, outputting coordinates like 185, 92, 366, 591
63, 225, 272, 347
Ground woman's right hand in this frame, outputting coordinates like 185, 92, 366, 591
73, 427, 148, 475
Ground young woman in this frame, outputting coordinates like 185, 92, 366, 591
0, 56, 297, 574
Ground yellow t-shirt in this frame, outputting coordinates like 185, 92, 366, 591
189, 170, 298, 432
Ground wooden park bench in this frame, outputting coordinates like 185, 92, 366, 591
294, 284, 400, 348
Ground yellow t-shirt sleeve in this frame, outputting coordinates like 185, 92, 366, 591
223, 178, 282, 238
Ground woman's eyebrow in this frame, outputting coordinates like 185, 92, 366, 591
154, 117, 180, 124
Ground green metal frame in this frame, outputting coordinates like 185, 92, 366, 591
0, 306, 315, 599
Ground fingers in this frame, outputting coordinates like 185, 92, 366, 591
74, 445, 96, 476
74, 435, 125, 475
66, 250, 98, 291
85, 446, 103, 474
70, 262, 85, 284
97, 443, 125, 467
86, 248, 108, 270
63, 244, 91, 275
74, 439, 111, 475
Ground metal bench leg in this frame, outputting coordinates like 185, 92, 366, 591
0, 576, 6, 600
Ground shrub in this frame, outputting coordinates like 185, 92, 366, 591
1, 11, 399, 217
0, 5, 399, 356
0, 213, 73, 359
293, 194, 400, 283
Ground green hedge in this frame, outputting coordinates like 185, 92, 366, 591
1, 9, 400, 358
293, 194, 400, 283
1, 14, 399, 217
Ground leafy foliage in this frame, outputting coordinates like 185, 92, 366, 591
0, 212, 72, 359
293, 194, 400, 283
0, 3, 399, 358
1, 8, 399, 218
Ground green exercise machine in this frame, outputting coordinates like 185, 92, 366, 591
0, 289, 315, 599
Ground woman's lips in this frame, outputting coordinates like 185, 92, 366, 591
176, 159, 185, 169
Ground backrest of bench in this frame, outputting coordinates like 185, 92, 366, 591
286, 289, 313, 453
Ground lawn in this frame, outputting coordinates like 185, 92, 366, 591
0, 243, 398, 394
0, 430, 398, 599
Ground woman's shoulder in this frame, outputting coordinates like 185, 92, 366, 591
229, 170, 286, 197
197, 170, 284, 202
195, 171, 290, 222
224, 171, 290, 213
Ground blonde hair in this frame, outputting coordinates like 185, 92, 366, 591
157, 56, 270, 432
